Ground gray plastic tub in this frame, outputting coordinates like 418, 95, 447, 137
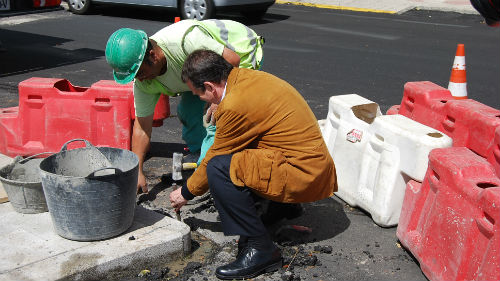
0, 155, 48, 214
39, 139, 139, 241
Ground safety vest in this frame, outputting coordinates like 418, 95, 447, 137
135, 19, 264, 96
192, 19, 264, 69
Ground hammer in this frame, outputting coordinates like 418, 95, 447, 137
172, 152, 198, 181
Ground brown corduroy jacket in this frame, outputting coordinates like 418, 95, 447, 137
186, 68, 337, 203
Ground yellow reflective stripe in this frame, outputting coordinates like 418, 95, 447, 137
201, 19, 261, 69
244, 25, 258, 68
206, 19, 236, 51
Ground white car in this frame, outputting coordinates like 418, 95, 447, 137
66, 0, 275, 20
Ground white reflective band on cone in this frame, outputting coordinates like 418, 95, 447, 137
452, 56, 466, 70
448, 82, 467, 97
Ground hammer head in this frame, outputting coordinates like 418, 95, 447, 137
172, 152, 183, 181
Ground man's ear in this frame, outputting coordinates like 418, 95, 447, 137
148, 47, 157, 62
204, 81, 216, 93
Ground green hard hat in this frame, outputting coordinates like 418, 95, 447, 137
105, 28, 148, 84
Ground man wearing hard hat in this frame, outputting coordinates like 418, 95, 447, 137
105, 19, 264, 193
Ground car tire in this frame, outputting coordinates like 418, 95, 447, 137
180, 0, 215, 20
68, 0, 91, 14
241, 8, 268, 20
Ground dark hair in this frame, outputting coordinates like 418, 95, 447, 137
181, 49, 233, 91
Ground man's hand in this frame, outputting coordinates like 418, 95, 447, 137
204, 103, 218, 126
169, 187, 188, 212
137, 171, 148, 194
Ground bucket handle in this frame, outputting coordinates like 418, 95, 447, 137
60, 139, 96, 152
87, 167, 123, 178
18, 151, 55, 164
60, 139, 112, 167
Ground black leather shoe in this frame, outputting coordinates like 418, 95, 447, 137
216, 245, 282, 280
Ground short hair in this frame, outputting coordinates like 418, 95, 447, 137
181, 49, 233, 91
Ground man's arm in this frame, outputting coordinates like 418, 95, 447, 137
187, 107, 260, 197
183, 28, 240, 67
132, 82, 164, 193
222, 47, 240, 67
132, 115, 154, 193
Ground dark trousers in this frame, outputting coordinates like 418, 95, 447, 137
206, 154, 268, 237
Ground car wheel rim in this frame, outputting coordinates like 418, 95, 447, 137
69, 0, 86, 10
184, 0, 207, 20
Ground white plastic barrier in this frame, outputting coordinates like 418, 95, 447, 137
319, 94, 452, 227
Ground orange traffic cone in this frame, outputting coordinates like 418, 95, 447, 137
448, 44, 467, 99
175, 17, 181, 23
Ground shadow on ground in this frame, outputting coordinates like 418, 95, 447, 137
270, 198, 350, 245
0, 29, 103, 78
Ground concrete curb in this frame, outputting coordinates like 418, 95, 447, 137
275, 0, 479, 15
0, 204, 190, 281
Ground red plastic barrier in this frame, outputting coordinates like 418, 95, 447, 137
386, 105, 400, 115
0, 78, 132, 156
490, 126, 500, 178
389, 81, 500, 160
0, 78, 170, 157
397, 147, 500, 281
391, 81, 453, 128
445, 99, 500, 158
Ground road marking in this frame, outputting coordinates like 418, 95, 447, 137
386, 18, 470, 27
282, 21, 399, 40
0, 13, 66, 26
276, 0, 396, 14
329, 12, 471, 27
265, 45, 317, 53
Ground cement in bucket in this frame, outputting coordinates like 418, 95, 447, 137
0, 155, 48, 214
39, 139, 138, 241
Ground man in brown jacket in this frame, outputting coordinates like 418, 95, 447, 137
170, 50, 337, 280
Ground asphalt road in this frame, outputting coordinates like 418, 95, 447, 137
1, 3, 499, 281
1, 4, 499, 111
